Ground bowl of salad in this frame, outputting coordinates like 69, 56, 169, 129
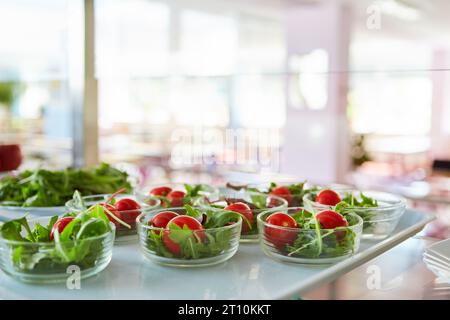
227, 181, 352, 207
136, 183, 218, 208
0, 205, 115, 283
0, 163, 133, 218
136, 205, 242, 267
65, 189, 160, 243
257, 208, 363, 264
195, 188, 288, 242
303, 189, 406, 240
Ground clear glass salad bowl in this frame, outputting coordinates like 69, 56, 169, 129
136, 207, 242, 267
226, 181, 352, 207
195, 189, 288, 242
65, 194, 160, 243
0, 216, 115, 283
257, 208, 363, 265
303, 190, 406, 240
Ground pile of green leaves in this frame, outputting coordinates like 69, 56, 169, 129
0, 163, 132, 207
334, 192, 379, 231
0, 205, 113, 273
283, 209, 358, 259
146, 205, 243, 260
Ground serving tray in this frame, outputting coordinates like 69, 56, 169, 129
0, 209, 433, 299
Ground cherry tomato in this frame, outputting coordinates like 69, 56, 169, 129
50, 217, 75, 241
115, 198, 140, 211
224, 202, 253, 234
163, 215, 205, 255
315, 189, 341, 206
150, 211, 178, 229
115, 198, 141, 225
264, 212, 298, 249
270, 186, 293, 206
150, 186, 172, 197
316, 210, 348, 229
167, 190, 186, 207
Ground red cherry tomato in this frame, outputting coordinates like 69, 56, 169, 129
167, 190, 186, 207
115, 198, 140, 211
264, 212, 298, 249
115, 198, 141, 225
150, 186, 172, 197
50, 217, 75, 241
162, 215, 205, 255
224, 202, 254, 234
150, 211, 179, 229
316, 210, 348, 229
270, 186, 293, 206
315, 189, 342, 206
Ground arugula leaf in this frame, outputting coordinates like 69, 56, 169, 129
335, 192, 378, 232
280, 210, 358, 259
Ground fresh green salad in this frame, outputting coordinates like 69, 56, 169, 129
0, 163, 132, 207
144, 205, 243, 260
203, 193, 282, 237
248, 181, 319, 207
263, 208, 360, 259
0, 205, 114, 274
148, 184, 213, 208
308, 189, 380, 232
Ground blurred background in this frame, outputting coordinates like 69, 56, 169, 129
0, 0, 449, 234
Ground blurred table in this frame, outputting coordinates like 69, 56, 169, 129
302, 236, 450, 300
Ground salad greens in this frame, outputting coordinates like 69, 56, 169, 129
156, 184, 211, 207
0, 163, 132, 207
334, 192, 379, 231
146, 205, 242, 260
250, 181, 319, 206
281, 209, 358, 259
0, 205, 114, 273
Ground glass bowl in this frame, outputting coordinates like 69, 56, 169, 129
135, 183, 218, 208
65, 194, 160, 243
257, 208, 363, 265
303, 190, 406, 240
0, 216, 115, 283
195, 189, 287, 242
229, 181, 352, 207
136, 207, 242, 267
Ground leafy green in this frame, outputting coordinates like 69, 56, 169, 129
0, 204, 113, 274
280, 209, 358, 259
0, 163, 132, 208
146, 206, 241, 260
334, 192, 378, 231
266, 181, 319, 206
